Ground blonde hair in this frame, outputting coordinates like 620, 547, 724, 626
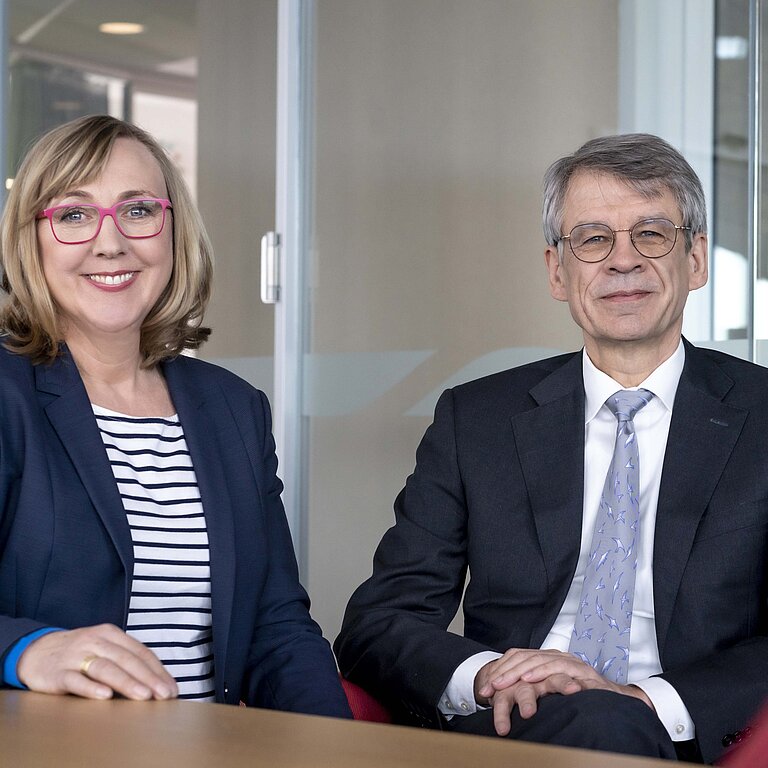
0, 114, 213, 366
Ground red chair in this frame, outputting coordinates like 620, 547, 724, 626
239, 677, 392, 722
340, 677, 392, 723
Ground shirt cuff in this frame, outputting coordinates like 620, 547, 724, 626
2, 628, 65, 689
438, 651, 502, 717
633, 676, 695, 741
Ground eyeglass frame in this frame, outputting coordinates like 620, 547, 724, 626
557, 218, 692, 263
36, 198, 173, 245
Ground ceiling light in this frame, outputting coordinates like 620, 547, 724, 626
99, 22, 144, 35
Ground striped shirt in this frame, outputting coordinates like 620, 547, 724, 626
93, 405, 215, 701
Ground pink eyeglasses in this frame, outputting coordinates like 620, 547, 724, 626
37, 198, 173, 244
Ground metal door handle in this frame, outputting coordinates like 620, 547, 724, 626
261, 231, 280, 303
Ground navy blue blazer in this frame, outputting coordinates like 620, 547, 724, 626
0, 345, 350, 718
336, 340, 768, 763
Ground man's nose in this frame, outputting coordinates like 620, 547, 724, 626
606, 229, 643, 270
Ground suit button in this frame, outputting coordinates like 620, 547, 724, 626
722, 734, 734, 747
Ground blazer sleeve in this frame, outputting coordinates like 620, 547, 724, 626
660, 637, 768, 763
0, 389, 56, 677
239, 390, 351, 718
334, 389, 493, 723
646, 351, 768, 764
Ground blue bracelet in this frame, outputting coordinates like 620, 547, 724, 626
3, 628, 65, 689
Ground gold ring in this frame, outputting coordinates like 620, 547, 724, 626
79, 655, 99, 676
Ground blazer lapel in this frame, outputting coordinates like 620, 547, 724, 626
163, 359, 236, 693
36, 354, 134, 596
511, 353, 586, 645
653, 342, 747, 657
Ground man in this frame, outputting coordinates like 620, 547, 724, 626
334, 134, 768, 763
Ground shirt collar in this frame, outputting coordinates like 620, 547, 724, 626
582, 340, 685, 424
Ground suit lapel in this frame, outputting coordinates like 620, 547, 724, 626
36, 354, 134, 596
511, 353, 586, 645
35, 350, 133, 568
653, 342, 747, 657
163, 358, 236, 691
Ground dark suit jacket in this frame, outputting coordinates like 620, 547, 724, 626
335, 340, 768, 762
0, 345, 350, 719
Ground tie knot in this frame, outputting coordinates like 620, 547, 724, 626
605, 388, 654, 423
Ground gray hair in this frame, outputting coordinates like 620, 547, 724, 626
542, 133, 707, 252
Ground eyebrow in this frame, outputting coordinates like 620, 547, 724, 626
569, 214, 677, 228
52, 189, 161, 203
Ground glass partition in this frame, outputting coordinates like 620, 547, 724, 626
712, 0, 768, 362
713, 0, 751, 354
298, 0, 617, 636
758, 0, 768, 362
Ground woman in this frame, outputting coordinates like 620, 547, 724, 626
0, 114, 351, 717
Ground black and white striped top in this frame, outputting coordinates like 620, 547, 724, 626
93, 405, 215, 702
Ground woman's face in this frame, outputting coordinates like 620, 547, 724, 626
37, 137, 174, 348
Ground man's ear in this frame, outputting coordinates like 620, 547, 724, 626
545, 245, 568, 302
688, 233, 708, 291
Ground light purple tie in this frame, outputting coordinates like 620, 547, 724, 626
568, 389, 654, 683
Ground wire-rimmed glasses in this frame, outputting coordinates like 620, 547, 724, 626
558, 218, 691, 263
37, 198, 173, 245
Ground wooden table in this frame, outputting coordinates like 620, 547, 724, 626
0, 690, 672, 768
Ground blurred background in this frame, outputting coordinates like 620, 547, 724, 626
2, 0, 763, 640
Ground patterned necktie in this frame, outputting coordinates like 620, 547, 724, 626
568, 388, 654, 684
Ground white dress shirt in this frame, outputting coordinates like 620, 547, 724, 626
439, 341, 695, 742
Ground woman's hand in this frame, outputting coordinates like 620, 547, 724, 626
15, 624, 178, 701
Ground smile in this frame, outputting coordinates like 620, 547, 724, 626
86, 272, 135, 286
601, 290, 651, 301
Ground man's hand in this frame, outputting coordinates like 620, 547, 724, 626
16, 624, 178, 701
474, 648, 653, 736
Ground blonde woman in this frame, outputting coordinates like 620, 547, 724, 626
0, 115, 350, 718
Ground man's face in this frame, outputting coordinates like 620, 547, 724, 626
544, 171, 708, 361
